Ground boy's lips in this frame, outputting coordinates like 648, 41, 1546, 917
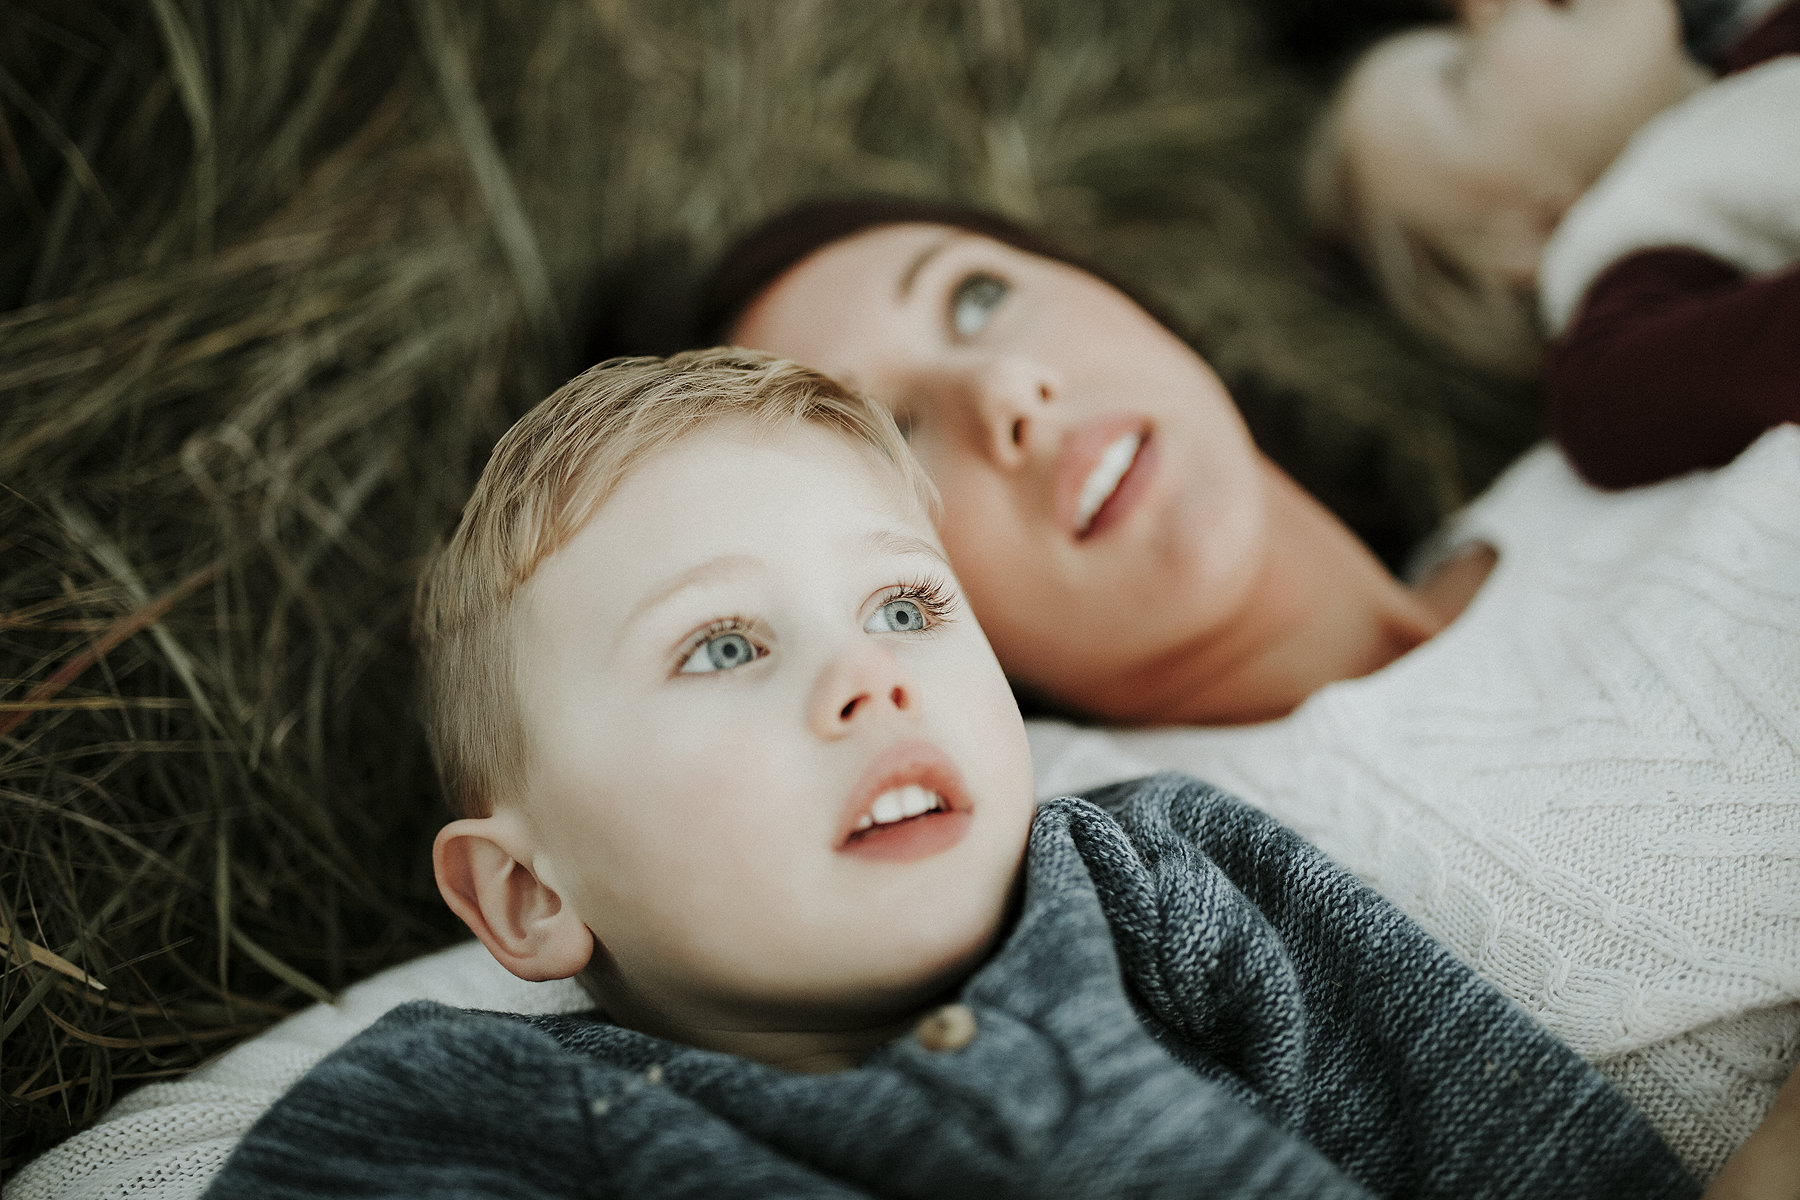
1055, 416, 1154, 540
836, 741, 973, 862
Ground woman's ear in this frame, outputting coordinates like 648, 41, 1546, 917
434, 811, 594, 982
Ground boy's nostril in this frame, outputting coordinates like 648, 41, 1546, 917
838, 686, 906, 722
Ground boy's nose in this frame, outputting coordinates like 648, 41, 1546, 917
808, 642, 915, 738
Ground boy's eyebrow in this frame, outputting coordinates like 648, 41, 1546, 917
619, 533, 946, 643
864, 528, 951, 568
623, 554, 762, 632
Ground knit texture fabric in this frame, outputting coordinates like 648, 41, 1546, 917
200, 778, 1695, 1200
1030, 428, 1800, 1180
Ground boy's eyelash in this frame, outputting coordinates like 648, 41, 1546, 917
888, 575, 959, 622
672, 579, 955, 671
673, 615, 763, 666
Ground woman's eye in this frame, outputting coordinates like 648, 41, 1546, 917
678, 631, 762, 674
950, 273, 1009, 338
865, 598, 928, 634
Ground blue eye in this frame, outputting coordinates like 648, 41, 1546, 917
950, 273, 1008, 338
678, 630, 762, 674
865, 598, 928, 634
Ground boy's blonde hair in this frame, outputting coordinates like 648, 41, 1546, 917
415, 347, 934, 818
1304, 56, 1544, 377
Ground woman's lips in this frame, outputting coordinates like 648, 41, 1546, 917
835, 741, 972, 863
1056, 417, 1154, 540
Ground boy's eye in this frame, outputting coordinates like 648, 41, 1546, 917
864, 598, 928, 634
949, 272, 1008, 338
678, 630, 763, 674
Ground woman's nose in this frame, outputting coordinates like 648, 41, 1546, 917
966, 357, 1053, 466
808, 640, 915, 739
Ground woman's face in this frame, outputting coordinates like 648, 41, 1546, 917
731, 223, 1276, 707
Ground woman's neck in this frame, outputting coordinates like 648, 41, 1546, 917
1078, 463, 1474, 726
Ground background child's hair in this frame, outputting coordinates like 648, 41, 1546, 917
1303, 58, 1545, 377
414, 347, 933, 820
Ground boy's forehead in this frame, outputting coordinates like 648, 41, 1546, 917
530, 420, 941, 614
619, 418, 927, 534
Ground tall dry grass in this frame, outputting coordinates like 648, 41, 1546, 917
0, 0, 1535, 1169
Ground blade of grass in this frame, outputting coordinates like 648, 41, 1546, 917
0, 920, 105, 991
0, 559, 221, 741
409, 0, 563, 354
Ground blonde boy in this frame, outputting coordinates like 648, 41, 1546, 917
415, 347, 1036, 1068
201, 349, 1695, 1198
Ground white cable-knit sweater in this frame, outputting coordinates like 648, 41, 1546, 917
1030, 428, 1800, 1180
9, 433, 1799, 1197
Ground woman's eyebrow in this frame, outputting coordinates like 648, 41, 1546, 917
897, 234, 962, 301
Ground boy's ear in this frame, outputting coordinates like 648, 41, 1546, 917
434, 811, 594, 982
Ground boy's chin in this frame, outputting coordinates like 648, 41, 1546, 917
850, 891, 1023, 1018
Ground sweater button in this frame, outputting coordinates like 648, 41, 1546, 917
914, 1003, 977, 1053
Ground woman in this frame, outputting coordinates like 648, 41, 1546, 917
704, 197, 1800, 1182
707, 199, 1494, 727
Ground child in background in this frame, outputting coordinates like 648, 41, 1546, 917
197, 349, 1704, 1198
1308, 0, 1800, 488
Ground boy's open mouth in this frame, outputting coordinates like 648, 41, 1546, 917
836, 743, 973, 862
850, 783, 946, 833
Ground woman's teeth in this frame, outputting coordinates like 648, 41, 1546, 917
1077, 432, 1142, 533
854, 784, 944, 831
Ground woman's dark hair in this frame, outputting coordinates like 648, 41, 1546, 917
586, 197, 1087, 366
694, 195, 1182, 346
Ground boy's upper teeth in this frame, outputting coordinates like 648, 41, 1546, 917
1077, 432, 1142, 533
854, 784, 944, 831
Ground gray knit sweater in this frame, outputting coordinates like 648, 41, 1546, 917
204, 775, 1697, 1199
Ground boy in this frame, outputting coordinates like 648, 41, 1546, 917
1308, 0, 1800, 487
200, 349, 1696, 1197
